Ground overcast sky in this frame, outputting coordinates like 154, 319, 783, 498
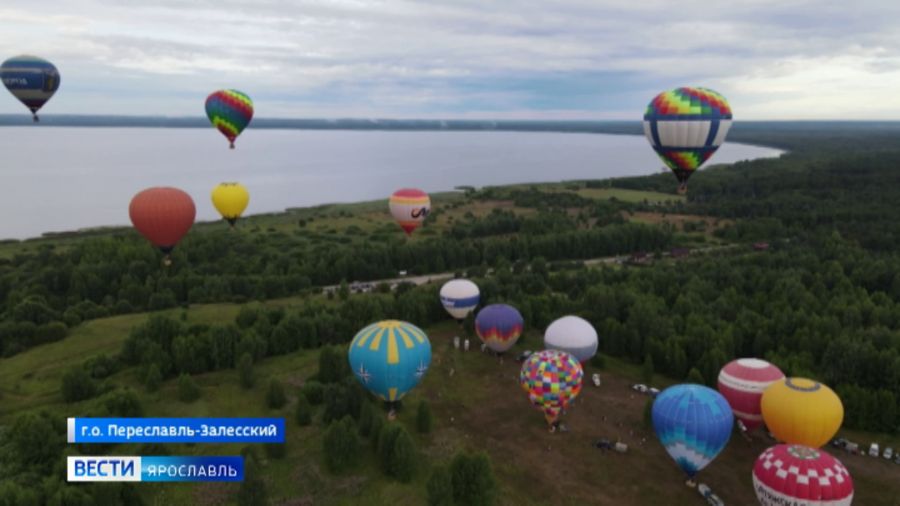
1, 0, 898, 120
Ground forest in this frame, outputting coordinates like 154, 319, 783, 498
1, 123, 900, 504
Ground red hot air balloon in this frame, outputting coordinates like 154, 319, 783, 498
753, 444, 853, 506
129, 187, 196, 265
717, 358, 784, 432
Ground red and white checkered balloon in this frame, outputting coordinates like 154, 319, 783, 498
753, 444, 853, 506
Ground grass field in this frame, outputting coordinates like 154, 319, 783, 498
2, 303, 898, 505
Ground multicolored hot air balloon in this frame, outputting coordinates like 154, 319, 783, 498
652, 384, 733, 479
717, 358, 785, 432
643, 87, 732, 193
389, 188, 430, 236
1, 55, 60, 122
761, 378, 843, 448
129, 187, 196, 265
440, 279, 480, 321
347, 320, 431, 403
519, 349, 583, 427
205, 90, 253, 149
543, 315, 598, 364
753, 445, 854, 506
475, 304, 523, 353
211, 182, 250, 226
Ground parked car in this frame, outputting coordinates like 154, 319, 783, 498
894, 455, 900, 465
516, 350, 533, 362
831, 437, 848, 449
705, 493, 725, 506
648, 387, 660, 397
845, 442, 859, 454
869, 443, 880, 457
593, 438, 613, 450
632, 384, 649, 393
592, 373, 601, 387
697, 484, 711, 498
884, 447, 894, 460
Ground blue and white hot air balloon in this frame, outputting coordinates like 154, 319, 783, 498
543, 315, 598, 364
439, 279, 480, 321
1, 55, 60, 122
652, 384, 733, 479
347, 320, 431, 402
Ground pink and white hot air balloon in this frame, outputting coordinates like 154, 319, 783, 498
753, 444, 853, 506
717, 358, 784, 431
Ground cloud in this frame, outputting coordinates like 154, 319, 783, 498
0, 0, 898, 119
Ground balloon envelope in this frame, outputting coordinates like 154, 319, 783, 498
129, 187, 196, 253
205, 89, 253, 148
389, 188, 430, 235
1, 55, 60, 120
347, 320, 431, 402
643, 87, 732, 187
475, 304, 523, 353
652, 384, 733, 478
761, 378, 843, 448
543, 315, 598, 363
440, 279, 480, 320
519, 349, 583, 425
753, 444, 853, 506
717, 358, 785, 431
211, 182, 250, 225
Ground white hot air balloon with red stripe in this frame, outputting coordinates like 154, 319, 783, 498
753, 444, 853, 506
717, 358, 784, 431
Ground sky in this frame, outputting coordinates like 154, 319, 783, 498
1, 0, 898, 120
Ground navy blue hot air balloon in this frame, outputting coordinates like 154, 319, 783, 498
1, 55, 60, 122
475, 303, 523, 353
652, 384, 733, 479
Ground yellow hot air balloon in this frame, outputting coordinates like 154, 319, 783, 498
211, 182, 249, 226
760, 378, 843, 448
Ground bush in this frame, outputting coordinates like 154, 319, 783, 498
35, 321, 68, 344
238, 353, 255, 389
295, 395, 313, 426
642, 354, 654, 384
237, 452, 268, 506
301, 381, 325, 405
416, 400, 433, 434
144, 364, 162, 393
61, 366, 96, 403
387, 427, 416, 482
451, 451, 496, 506
643, 398, 653, 429
358, 401, 375, 436
104, 388, 144, 417
264, 442, 287, 460
323, 416, 359, 473
177, 374, 201, 403
266, 378, 286, 409
85, 354, 119, 379
426, 465, 454, 506
369, 413, 385, 446
318, 346, 350, 384
687, 367, 705, 384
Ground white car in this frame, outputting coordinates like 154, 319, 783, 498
884, 447, 894, 460
632, 384, 649, 393
592, 373, 601, 387
648, 387, 660, 397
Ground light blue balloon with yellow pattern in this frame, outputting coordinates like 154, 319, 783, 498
348, 320, 432, 402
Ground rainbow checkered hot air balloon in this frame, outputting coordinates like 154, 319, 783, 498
205, 89, 254, 149
1, 55, 60, 122
652, 384, 733, 479
347, 320, 431, 403
642, 87, 732, 193
520, 350, 583, 426
389, 188, 431, 236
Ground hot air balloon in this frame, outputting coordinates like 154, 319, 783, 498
440, 279, 480, 321
543, 315, 598, 364
475, 304, 523, 353
347, 320, 431, 403
211, 182, 249, 227
519, 349, 583, 428
205, 89, 253, 149
643, 87, 732, 193
717, 358, 785, 432
753, 444, 853, 506
1, 55, 60, 122
761, 378, 843, 448
389, 188, 430, 236
652, 384, 733, 480
129, 187, 196, 265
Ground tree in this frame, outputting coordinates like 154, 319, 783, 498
643, 398, 653, 429
61, 366, 96, 403
144, 364, 162, 393
4, 411, 64, 475
239, 353, 255, 389
177, 373, 201, 403
301, 381, 325, 405
338, 280, 350, 301
104, 388, 144, 417
687, 367, 705, 385
416, 400, 433, 434
451, 451, 496, 506
358, 401, 375, 436
323, 416, 359, 473
387, 427, 416, 482
641, 354, 654, 385
266, 378, 286, 409
295, 394, 313, 426
318, 346, 349, 383
237, 453, 268, 506
426, 465, 454, 506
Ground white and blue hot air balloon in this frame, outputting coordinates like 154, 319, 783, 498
543, 315, 598, 364
439, 279, 480, 321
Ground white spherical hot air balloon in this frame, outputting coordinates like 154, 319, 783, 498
440, 279, 480, 321
543, 316, 598, 363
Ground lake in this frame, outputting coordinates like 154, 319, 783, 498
0, 127, 782, 239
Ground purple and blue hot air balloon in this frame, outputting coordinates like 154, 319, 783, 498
475, 303, 523, 353
652, 384, 733, 479
1, 55, 60, 122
